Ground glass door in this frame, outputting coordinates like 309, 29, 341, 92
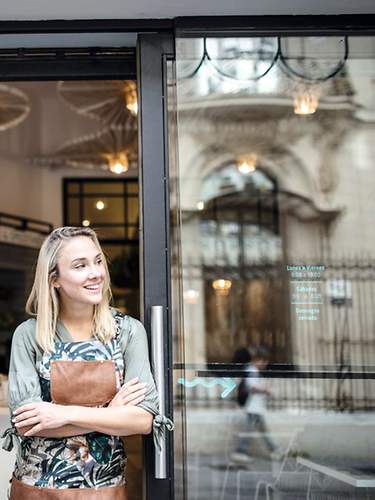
170, 33, 375, 500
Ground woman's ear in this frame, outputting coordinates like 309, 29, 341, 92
51, 275, 60, 290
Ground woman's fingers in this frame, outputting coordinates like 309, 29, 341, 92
129, 395, 146, 406
120, 382, 147, 395
123, 388, 147, 405
25, 424, 43, 437
15, 416, 40, 429
13, 410, 38, 423
109, 380, 148, 407
14, 403, 37, 416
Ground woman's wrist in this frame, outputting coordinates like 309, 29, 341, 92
65, 405, 86, 426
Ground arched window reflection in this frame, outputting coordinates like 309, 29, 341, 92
198, 164, 289, 363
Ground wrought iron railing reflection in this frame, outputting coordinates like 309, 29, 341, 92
178, 258, 375, 411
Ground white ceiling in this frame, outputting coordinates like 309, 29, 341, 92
0, 0, 374, 21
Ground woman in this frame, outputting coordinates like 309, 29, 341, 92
1, 226, 173, 499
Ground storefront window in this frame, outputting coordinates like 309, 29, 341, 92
171, 35, 375, 499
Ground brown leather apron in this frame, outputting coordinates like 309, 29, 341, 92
10, 359, 127, 499
10, 476, 128, 500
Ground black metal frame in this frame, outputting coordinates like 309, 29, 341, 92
0, 47, 136, 81
137, 32, 175, 500
0, 15, 374, 35
1, 14, 375, 500
63, 177, 139, 245
174, 14, 375, 35
0, 20, 167, 81
0, 19, 173, 34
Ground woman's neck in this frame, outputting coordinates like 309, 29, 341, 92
58, 302, 94, 327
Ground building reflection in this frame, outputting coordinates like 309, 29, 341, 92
172, 35, 375, 499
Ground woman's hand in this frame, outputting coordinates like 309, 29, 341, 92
109, 377, 147, 408
13, 402, 70, 437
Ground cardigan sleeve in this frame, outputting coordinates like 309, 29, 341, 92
2, 319, 43, 453
7, 319, 43, 415
118, 315, 174, 450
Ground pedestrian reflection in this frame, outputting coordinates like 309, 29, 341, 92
231, 345, 280, 464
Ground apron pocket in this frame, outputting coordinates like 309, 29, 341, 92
51, 360, 117, 407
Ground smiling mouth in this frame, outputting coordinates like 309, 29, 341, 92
84, 284, 102, 291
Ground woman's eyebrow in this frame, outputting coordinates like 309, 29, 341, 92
71, 253, 102, 264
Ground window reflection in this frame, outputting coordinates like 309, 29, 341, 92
172, 35, 375, 500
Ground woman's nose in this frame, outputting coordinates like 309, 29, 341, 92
88, 266, 101, 279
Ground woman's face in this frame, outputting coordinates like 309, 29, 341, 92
54, 236, 107, 307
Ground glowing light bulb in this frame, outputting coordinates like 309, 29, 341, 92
212, 279, 232, 296
184, 289, 199, 304
197, 201, 205, 210
124, 82, 138, 116
108, 152, 129, 175
82, 219, 90, 227
95, 200, 105, 210
113, 162, 126, 174
126, 101, 138, 115
237, 154, 257, 174
294, 89, 319, 115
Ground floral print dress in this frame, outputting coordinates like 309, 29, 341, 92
15, 335, 126, 489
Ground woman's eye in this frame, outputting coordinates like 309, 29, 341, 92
96, 259, 103, 265
75, 264, 85, 269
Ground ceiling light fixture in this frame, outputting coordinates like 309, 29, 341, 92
95, 200, 106, 210
106, 151, 129, 175
124, 81, 138, 116
212, 279, 232, 296
237, 154, 257, 174
293, 87, 320, 115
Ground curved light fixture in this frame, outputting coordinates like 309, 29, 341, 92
0, 84, 30, 131
180, 38, 279, 81
212, 278, 232, 296
180, 36, 348, 84
105, 151, 129, 174
293, 87, 320, 115
279, 37, 348, 83
31, 125, 137, 174
237, 154, 257, 174
57, 80, 138, 128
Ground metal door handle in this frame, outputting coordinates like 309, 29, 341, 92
151, 305, 167, 479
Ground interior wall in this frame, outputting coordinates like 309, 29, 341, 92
0, 81, 138, 228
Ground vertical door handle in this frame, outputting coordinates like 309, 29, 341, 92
151, 305, 167, 479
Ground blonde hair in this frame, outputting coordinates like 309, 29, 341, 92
26, 226, 116, 352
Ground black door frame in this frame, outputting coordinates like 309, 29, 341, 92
1, 15, 375, 500
137, 33, 175, 500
